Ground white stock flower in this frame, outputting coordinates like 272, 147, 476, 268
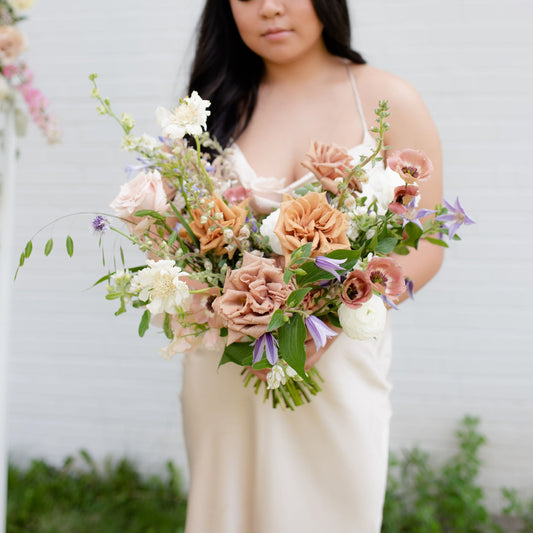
131, 259, 190, 315
338, 294, 387, 341
120, 112, 135, 129
156, 91, 211, 140
138, 133, 162, 153
7, 0, 34, 10
266, 364, 287, 390
259, 209, 283, 255
121, 134, 138, 152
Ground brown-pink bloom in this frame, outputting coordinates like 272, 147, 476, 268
388, 184, 420, 215
367, 257, 405, 297
387, 149, 433, 184
0, 26, 27, 64
341, 269, 373, 309
212, 252, 293, 344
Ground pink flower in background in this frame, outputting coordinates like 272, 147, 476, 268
0, 25, 27, 64
387, 149, 433, 184
223, 185, 251, 204
341, 269, 373, 309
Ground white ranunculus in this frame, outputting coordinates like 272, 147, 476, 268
338, 294, 387, 341
131, 260, 190, 315
259, 209, 283, 255
156, 91, 211, 140
362, 165, 404, 214
7, 0, 34, 11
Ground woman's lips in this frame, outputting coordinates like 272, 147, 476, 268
263, 28, 292, 41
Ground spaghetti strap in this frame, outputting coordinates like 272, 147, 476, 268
343, 59, 369, 136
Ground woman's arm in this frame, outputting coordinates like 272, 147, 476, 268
383, 74, 445, 301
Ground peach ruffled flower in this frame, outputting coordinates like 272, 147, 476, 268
0, 25, 27, 64
274, 191, 350, 262
387, 149, 433, 184
212, 252, 293, 344
182, 194, 248, 259
341, 269, 373, 309
301, 141, 361, 195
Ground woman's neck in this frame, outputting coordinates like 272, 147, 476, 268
262, 43, 339, 90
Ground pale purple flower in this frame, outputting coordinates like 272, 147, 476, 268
91, 215, 109, 235
398, 198, 435, 229
253, 333, 279, 365
381, 294, 399, 310
436, 197, 475, 239
315, 256, 347, 281
305, 315, 338, 352
405, 277, 415, 300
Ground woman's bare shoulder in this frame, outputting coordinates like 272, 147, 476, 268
350, 63, 426, 111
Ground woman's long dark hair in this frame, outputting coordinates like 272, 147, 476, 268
187, 0, 365, 149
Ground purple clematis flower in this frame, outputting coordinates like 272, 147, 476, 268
315, 256, 347, 281
91, 215, 109, 235
381, 294, 399, 310
305, 315, 338, 352
253, 333, 279, 365
436, 197, 475, 239
405, 277, 415, 300
398, 198, 435, 230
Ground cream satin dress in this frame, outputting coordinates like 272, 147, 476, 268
181, 67, 393, 533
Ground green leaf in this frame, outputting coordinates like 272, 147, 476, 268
375, 237, 398, 255
24, 240, 33, 259
278, 314, 307, 380
267, 309, 286, 332
133, 209, 166, 221
290, 242, 313, 264
283, 269, 293, 285
66, 235, 74, 257
44, 238, 54, 256
18, 252, 25, 267
393, 243, 410, 256
138, 309, 151, 337
218, 342, 253, 367
425, 237, 449, 248
169, 202, 199, 246
168, 231, 178, 247
163, 313, 173, 340
120, 246, 125, 266
295, 262, 334, 286
327, 313, 341, 329
286, 287, 312, 309
403, 222, 423, 248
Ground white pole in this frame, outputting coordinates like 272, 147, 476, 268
0, 99, 17, 533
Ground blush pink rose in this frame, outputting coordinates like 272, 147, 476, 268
0, 26, 27, 64
387, 149, 433, 184
212, 252, 293, 344
341, 269, 373, 309
110, 169, 169, 234
367, 257, 405, 297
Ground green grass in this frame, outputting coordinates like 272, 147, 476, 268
7, 417, 533, 533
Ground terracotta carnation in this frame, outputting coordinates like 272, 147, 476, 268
212, 252, 293, 344
274, 191, 350, 262
301, 141, 361, 195
183, 194, 248, 259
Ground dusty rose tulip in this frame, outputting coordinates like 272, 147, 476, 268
387, 149, 433, 184
367, 257, 405, 297
341, 269, 373, 309
388, 184, 420, 215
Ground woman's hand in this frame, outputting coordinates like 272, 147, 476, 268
248, 325, 342, 382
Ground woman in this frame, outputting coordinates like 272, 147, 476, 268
180, 1, 444, 532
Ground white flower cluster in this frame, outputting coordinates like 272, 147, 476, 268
259, 209, 283, 255
130, 259, 190, 315
156, 91, 211, 140
8, 0, 34, 10
266, 362, 299, 390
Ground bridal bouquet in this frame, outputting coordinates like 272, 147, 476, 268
0, 0, 61, 143
17, 75, 473, 409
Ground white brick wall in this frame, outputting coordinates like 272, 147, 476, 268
4, 0, 532, 512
